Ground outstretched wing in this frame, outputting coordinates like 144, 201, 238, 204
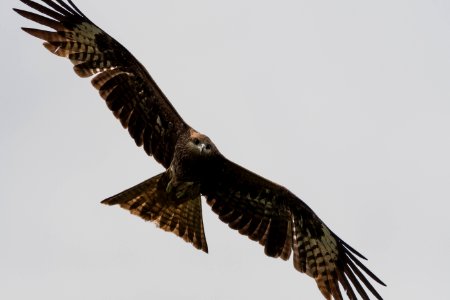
201, 157, 385, 300
14, 0, 188, 168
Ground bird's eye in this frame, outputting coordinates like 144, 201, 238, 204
193, 138, 200, 145
205, 144, 211, 150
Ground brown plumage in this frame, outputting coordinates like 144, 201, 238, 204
15, 1, 386, 299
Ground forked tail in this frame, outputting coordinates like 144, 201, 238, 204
101, 172, 208, 252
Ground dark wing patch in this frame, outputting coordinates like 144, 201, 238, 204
15, 0, 188, 168
201, 157, 385, 300
201, 159, 299, 261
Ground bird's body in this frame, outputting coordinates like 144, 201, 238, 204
15, 1, 385, 299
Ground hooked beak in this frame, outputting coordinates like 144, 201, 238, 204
198, 143, 206, 153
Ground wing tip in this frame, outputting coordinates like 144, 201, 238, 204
20, 27, 48, 40
336, 235, 368, 260
18, 0, 31, 6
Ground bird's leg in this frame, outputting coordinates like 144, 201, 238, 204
166, 178, 197, 201
165, 163, 198, 202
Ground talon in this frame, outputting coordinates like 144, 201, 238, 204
166, 180, 173, 193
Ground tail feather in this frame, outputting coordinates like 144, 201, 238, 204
102, 173, 208, 253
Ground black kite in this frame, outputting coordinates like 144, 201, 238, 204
15, 1, 385, 299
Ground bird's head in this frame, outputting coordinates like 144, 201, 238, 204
187, 131, 217, 157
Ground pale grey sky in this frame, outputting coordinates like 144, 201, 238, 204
2, 1, 450, 299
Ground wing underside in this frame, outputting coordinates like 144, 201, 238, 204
202, 158, 385, 300
15, 0, 188, 168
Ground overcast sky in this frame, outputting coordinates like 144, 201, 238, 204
2, 0, 450, 299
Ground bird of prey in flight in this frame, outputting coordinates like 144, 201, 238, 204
15, 1, 385, 299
